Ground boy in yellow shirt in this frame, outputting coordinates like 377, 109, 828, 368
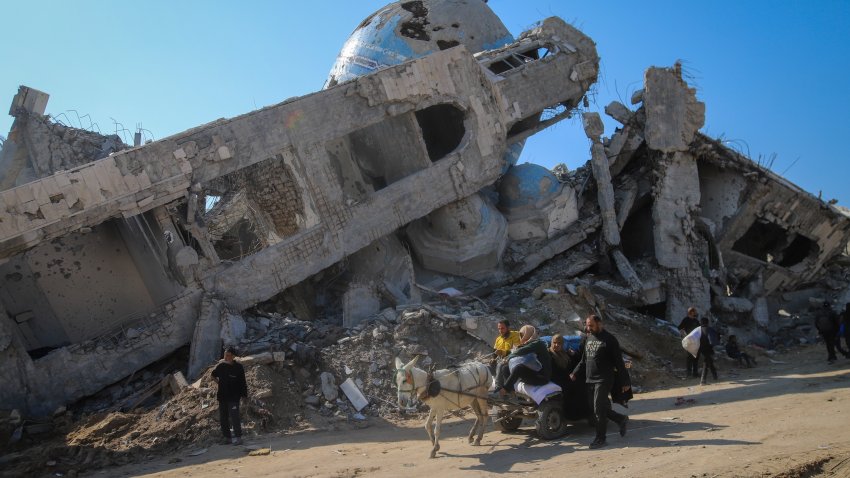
492, 320, 522, 393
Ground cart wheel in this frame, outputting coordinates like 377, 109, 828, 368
535, 400, 566, 439
494, 411, 523, 432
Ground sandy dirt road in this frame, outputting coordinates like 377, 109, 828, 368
94, 346, 850, 478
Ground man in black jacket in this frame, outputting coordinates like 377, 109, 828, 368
570, 314, 631, 449
211, 346, 248, 445
678, 307, 701, 378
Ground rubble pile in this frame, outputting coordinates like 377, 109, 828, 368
1, 361, 302, 476
234, 312, 337, 360
321, 306, 493, 416
74, 370, 173, 416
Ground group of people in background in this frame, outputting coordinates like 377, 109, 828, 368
679, 298, 850, 386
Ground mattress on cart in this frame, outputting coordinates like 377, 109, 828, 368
515, 381, 562, 405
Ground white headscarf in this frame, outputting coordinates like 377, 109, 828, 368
519, 325, 538, 343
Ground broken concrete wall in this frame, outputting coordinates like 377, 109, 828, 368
634, 67, 710, 320
204, 191, 277, 260
1, 291, 202, 416
696, 161, 748, 229
597, 64, 850, 334
118, 212, 186, 302
342, 283, 381, 329
0, 86, 125, 190
0, 302, 38, 414
0, 252, 68, 350
0, 219, 182, 350
187, 296, 225, 380
693, 135, 850, 296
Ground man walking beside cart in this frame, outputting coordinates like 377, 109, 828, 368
570, 314, 631, 449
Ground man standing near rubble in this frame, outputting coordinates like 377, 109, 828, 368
212, 346, 248, 445
678, 307, 701, 378
570, 314, 630, 449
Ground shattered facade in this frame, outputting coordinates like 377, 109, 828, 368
2, 0, 850, 420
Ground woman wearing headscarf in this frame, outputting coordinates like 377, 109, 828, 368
496, 325, 551, 396
549, 334, 577, 388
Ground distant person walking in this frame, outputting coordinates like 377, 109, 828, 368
815, 301, 840, 364
211, 346, 248, 445
678, 307, 701, 378
570, 314, 630, 449
698, 318, 719, 385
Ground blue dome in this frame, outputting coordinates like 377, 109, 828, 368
326, 0, 514, 87
498, 163, 561, 209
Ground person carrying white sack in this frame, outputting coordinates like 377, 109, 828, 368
681, 322, 702, 359
678, 307, 701, 378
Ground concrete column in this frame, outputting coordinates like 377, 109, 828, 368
582, 112, 620, 248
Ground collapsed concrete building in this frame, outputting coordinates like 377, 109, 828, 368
2, 0, 849, 418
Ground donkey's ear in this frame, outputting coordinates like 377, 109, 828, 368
394, 357, 405, 369
403, 355, 420, 371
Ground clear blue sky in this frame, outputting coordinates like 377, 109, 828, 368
2, 1, 848, 205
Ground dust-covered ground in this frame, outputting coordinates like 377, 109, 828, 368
82, 344, 850, 478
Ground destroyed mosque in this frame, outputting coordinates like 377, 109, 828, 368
2, 0, 849, 418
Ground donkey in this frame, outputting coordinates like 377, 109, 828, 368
394, 356, 492, 458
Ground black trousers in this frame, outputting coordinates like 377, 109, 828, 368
685, 352, 699, 377
834, 332, 850, 357
820, 331, 837, 361
219, 399, 242, 438
587, 379, 626, 441
698, 350, 717, 383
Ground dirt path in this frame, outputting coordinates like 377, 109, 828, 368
95, 346, 850, 478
